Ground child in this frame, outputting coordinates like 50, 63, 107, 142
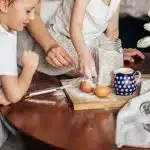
0, 0, 39, 147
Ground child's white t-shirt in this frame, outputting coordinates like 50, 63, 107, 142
0, 25, 18, 147
0, 25, 18, 76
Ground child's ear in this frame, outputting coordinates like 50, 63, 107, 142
0, 0, 9, 13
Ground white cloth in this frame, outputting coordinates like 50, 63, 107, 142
0, 25, 18, 76
0, 116, 8, 148
120, 0, 150, 18
140, 79, 150, 95
50, 0, 121, 42
115, 91, 150, 148
40, 0, 62, 24
137, 14, 150, 48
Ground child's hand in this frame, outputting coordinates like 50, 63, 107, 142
22, 51, 39, 71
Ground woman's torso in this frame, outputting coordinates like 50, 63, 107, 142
50, 0, 121, 41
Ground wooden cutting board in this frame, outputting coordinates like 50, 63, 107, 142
61, 77, 141, 110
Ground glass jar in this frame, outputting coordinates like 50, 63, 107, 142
97, 38, 124, 86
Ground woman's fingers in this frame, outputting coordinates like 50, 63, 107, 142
47, 52, 63, 67
132, 49, 145, 59
124, 55, 134, 62
124, 49, 144, 58
46, 56, 58, 67
58, 47, 74, 66
46, 46, 74, 67
47, 48, 66, 67
124, 48, 145, 62
56, 47, 74, 66
80, 63, 92, 80
90, 57, 97, 78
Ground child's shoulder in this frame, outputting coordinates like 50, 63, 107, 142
0, 25, 16, 37
0, 25, 17, 52
0, 25, 9, 37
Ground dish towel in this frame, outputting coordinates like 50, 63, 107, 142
116, 79, 150, 148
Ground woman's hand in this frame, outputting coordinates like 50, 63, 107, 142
124, 48, 145, 63
79, 50, 97, 80
46, 45, 74, 68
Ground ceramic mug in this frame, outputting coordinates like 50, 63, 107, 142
114, 68, 141, 96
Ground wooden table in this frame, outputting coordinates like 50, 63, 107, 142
1, 71, 150, 150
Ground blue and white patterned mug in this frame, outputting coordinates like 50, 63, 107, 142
114, 68, 141, 96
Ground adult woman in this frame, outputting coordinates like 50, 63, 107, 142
17, 0, 145, 77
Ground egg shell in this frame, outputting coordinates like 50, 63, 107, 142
79, 81, 93, 93
94, 86, 111, 98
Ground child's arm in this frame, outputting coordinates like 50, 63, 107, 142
1, 51, 39, 103
0, 89, 10, 105
70, 0, 93, 79
105, 6, 120, 41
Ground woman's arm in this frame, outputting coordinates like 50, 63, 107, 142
70, 0, 94, 78
106, 5, 145, 64
27, 2, 57, 53
70, 0, 88, 56
105, 7, 120, 41
124, 48, 145, 63
26, 2, 73, 67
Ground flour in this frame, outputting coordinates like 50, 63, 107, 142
25, 99, 57, 105
61, 77, 117, 102
97, 39, 123, 86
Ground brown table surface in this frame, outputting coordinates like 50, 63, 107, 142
1, 69, 150, 150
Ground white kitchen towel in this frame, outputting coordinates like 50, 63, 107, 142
140, 79, 150, 95
115, 91, 150, 148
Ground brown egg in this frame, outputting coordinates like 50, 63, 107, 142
94, 86, 111, 98
80, 81, 93, 93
